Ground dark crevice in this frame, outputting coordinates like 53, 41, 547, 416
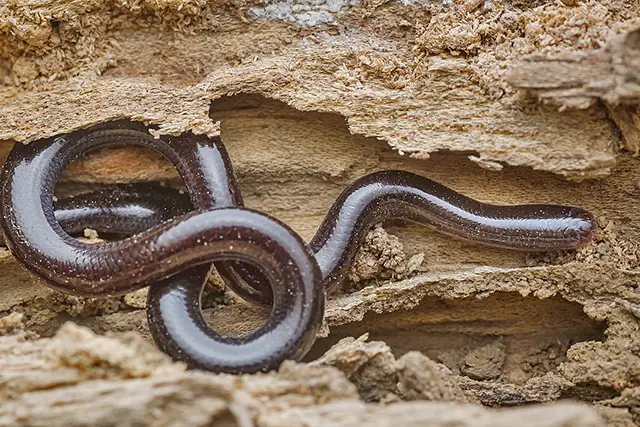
307, 292, 607, 386
560, 384, 622, 403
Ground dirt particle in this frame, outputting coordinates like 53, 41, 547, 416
347, 225, 424, 289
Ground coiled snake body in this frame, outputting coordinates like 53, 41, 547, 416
0, 121, 596, 373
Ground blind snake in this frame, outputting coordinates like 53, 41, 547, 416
0, 121, 596, 373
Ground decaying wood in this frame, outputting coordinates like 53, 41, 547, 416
1, 0, 640, 426
3, 1, 639, 179
0, 324, 606, 426
507, 26, 640, 154
506, 27, 640, 107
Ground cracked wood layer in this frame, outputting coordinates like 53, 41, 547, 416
2, 0, 640, 426
507, 26, 640, 155
0, 324, 606, 427
506, 28, 640, 107
3, 5, 640, 178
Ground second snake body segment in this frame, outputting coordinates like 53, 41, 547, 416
0, 121, 596, 373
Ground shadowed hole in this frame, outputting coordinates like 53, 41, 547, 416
306, 292, 607, 385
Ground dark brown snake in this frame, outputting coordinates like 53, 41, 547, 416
0, 121, 596, 373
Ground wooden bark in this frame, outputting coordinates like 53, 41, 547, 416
0, 324, 606, 426
1, 0, 640, 426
